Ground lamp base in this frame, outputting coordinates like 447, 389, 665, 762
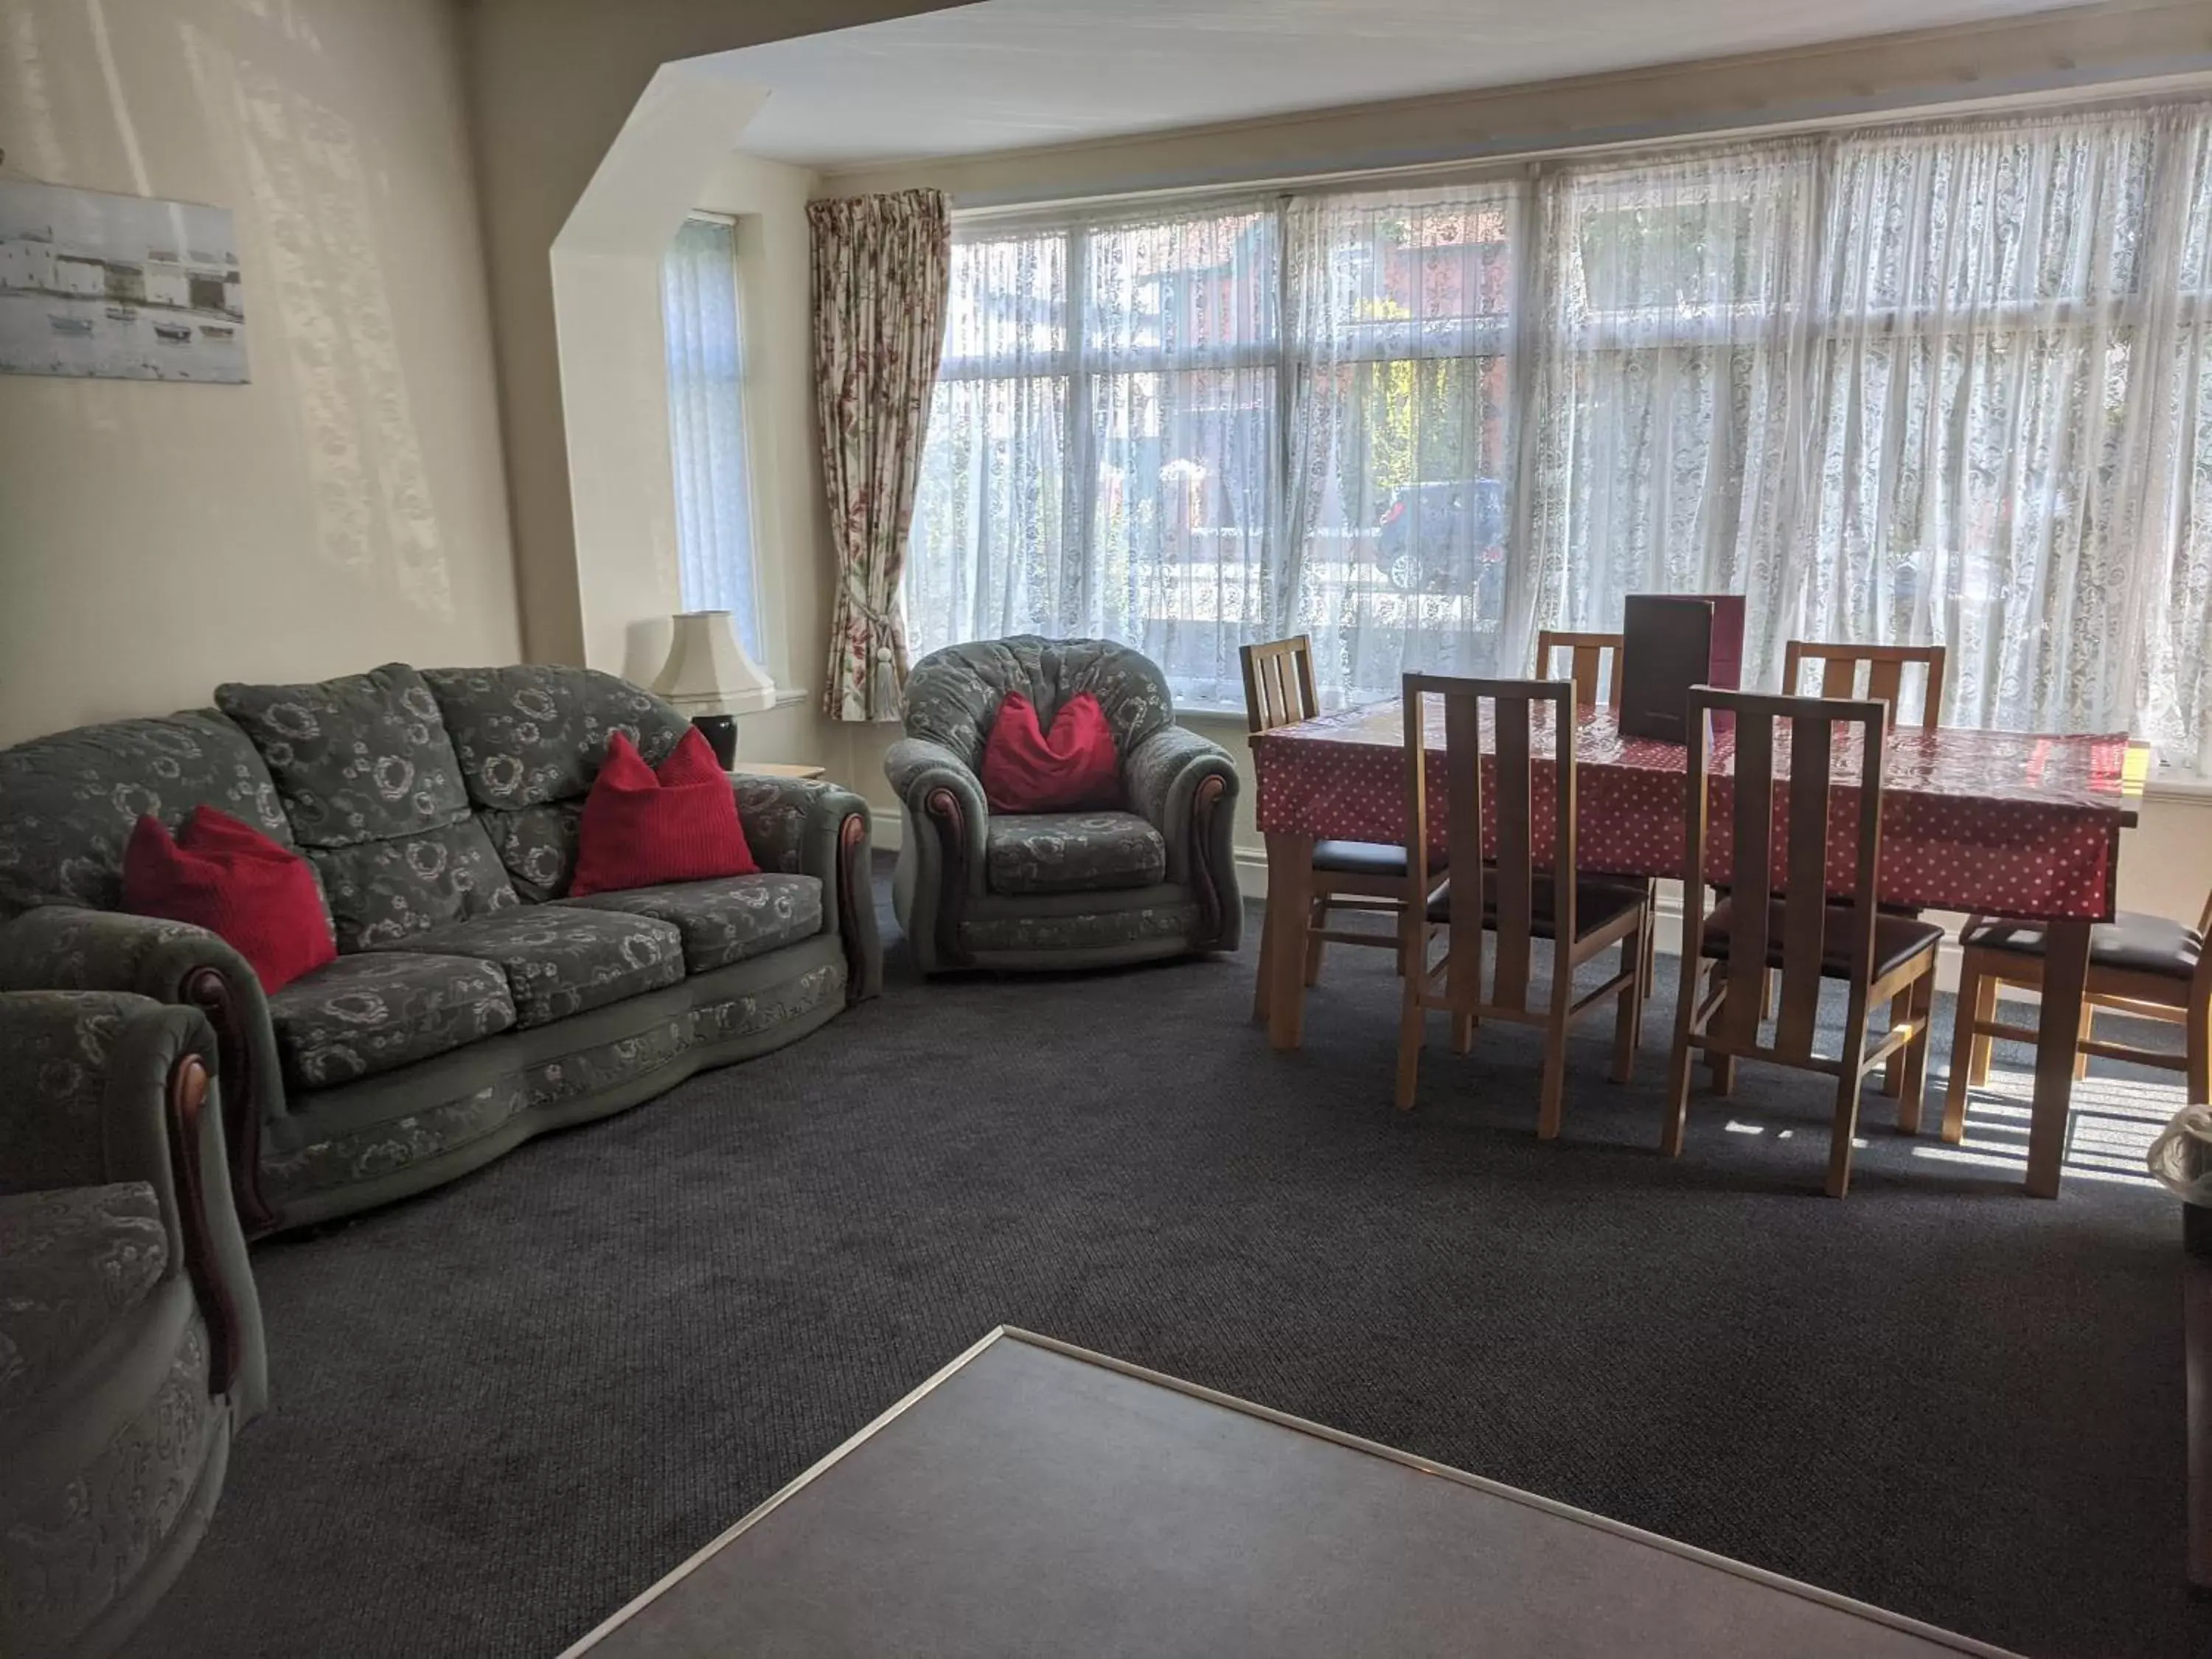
690, 714, 739, 769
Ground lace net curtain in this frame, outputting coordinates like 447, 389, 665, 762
662, 215, 759, 655
908, 102, 2212, 763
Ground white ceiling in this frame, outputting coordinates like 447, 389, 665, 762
709, 0, 2088, 170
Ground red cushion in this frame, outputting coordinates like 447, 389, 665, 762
122, 807, 336, 994
568, 727, 759, 897
979, 690, 1122, 813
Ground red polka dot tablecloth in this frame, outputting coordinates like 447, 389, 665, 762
1252, 701, 2140, 922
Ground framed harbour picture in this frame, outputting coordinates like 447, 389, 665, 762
0, 178, 247, 383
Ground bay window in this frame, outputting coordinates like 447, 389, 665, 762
906, 101, 2212, 763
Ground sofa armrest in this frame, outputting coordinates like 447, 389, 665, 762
0, 906, 283, 1234
885, 737, 992, 975
729, 774, 882, 1001
0, 991, 265, 1413
885, 737, 988, 894
1124, 723, 1242, 949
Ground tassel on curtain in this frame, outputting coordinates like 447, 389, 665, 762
808, 188, 951, 720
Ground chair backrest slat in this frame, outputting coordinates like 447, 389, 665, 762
1723, 712, 1775, 1051
1784, 641, 1946, 732
1403, 674, 1573, 1015
1773, 715, 1833, 1064
1492, 694, 1535, 1009
1241, 636, 1318, 734
1535, 630, 1623, 713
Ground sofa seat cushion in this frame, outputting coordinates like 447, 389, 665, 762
558, 874, 822, 974
268, 952, 518, 1089
986, 812, 1167, 897
369, 907, 683, 1028
0, 1183, 167, 1413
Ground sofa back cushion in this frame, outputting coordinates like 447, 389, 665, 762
215, 664, 473, 847
902, 637, 1174, 773
420, 665, 691, 810
305, 823, 520, 950
421, 665, 693, 901
215, 664, 517, 949
0, 711, 296, 918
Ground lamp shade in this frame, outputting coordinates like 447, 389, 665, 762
651, 611, 776, 715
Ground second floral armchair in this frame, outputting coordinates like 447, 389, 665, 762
886, 637, 1241, 975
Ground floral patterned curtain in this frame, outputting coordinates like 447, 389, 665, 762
809, 189, 951, 720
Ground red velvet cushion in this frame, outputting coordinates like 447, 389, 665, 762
122, 806, 336, 994
979, 690, 1122, 813
568, 727, 759, 897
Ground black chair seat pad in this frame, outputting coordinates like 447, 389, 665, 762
1426, 873, 1646, 942
1703, 899, 1941, 981
1963, 911, 2202, 981
1311, 840, 1416, 877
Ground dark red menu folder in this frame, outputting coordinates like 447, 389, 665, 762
1618, 594, 1746, 743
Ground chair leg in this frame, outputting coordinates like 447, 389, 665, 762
1827, 990, 1874, 1197
1304, 898, 1328, 988
1827, 1068, 1865, 1198
1897, 967, 1935, 1135
1661, 950, 1703, 1158
2188, 992, 2211, 1107
1641, 881, 1659, 997
1882, 988, 1911, 1098
1251, 895, 1276, 1026
1394, 971, 1425, 1112
1537, 948, 1573, 1141
1610, 917, 1644, 1086
1451, 1012, 1476, 1054
1706, 964, 1737, 1097
2073, 999, 2094, 1082
1967, 970, 1999, 1086
1941, 956, 1981, 1144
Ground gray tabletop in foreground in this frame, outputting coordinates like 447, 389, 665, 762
565, 1327, 2020, 1659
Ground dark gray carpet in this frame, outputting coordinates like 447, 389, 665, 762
130, 869, 2205, 1659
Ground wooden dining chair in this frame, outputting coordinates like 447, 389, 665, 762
1534, 628, 1655, 997
1534, 630, 1624, 712
1395, 675, 1651, 1137
1241, 636, 1438, 1024
1781, 642, 1947, 732
1661, 689, 1943, 1197
1941, 888, 2211, 1141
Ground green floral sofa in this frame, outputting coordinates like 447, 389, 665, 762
0, 664, 880, 1235
0, 991, 266, 1659
886, 637, 1240, 975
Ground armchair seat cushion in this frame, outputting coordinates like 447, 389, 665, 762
558, 874, 823, 974
0, 1183, 167, 1413
368, 908, 682, 1029
987, 812, 1167, 897
268, 951, 517, 1089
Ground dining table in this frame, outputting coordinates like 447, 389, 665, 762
1249, 698, 2146, 1198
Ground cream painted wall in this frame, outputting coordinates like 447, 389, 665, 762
0, 0, 520, 745
460, 0, 967, 681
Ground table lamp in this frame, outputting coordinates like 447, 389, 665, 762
652, 611, 775, 767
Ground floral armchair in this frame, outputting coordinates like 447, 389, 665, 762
0, 991, 265, 1658
885, 637, 1241, 975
